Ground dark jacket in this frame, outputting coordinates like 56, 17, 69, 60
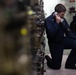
70, 15, 76, 35
45, 12, 76, 43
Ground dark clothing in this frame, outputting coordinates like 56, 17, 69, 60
45, 12, 76, 69
45, 13, 76, 43
70, 15, 76, 35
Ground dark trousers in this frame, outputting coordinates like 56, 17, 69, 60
48, 37, 76, 69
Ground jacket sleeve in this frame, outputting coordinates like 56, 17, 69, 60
45, 17, 59, 37
63, 19, 76, 39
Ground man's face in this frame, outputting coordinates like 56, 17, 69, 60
58, 12, 66, 18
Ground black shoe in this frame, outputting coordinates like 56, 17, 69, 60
45, 55, 52, 67
45, 55, 52, 62
45, 55, 60, 70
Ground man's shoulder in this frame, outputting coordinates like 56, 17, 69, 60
45, 15, 53, 21
46, 15, 52, 19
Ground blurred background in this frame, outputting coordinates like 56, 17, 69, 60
0, 0, 45, 75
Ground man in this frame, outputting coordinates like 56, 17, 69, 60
45, 4, 76, 70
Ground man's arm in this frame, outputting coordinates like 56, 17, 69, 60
45, 17, 59, 37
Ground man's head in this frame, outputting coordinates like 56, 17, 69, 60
55, 4, 66, 18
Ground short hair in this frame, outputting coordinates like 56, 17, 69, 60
55, 4, 66, 13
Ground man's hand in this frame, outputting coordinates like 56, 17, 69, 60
55, 15, 61, 24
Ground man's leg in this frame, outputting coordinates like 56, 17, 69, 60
65, 49, 76, 69
45, 42, 64, 69
63, 37, 76, 69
